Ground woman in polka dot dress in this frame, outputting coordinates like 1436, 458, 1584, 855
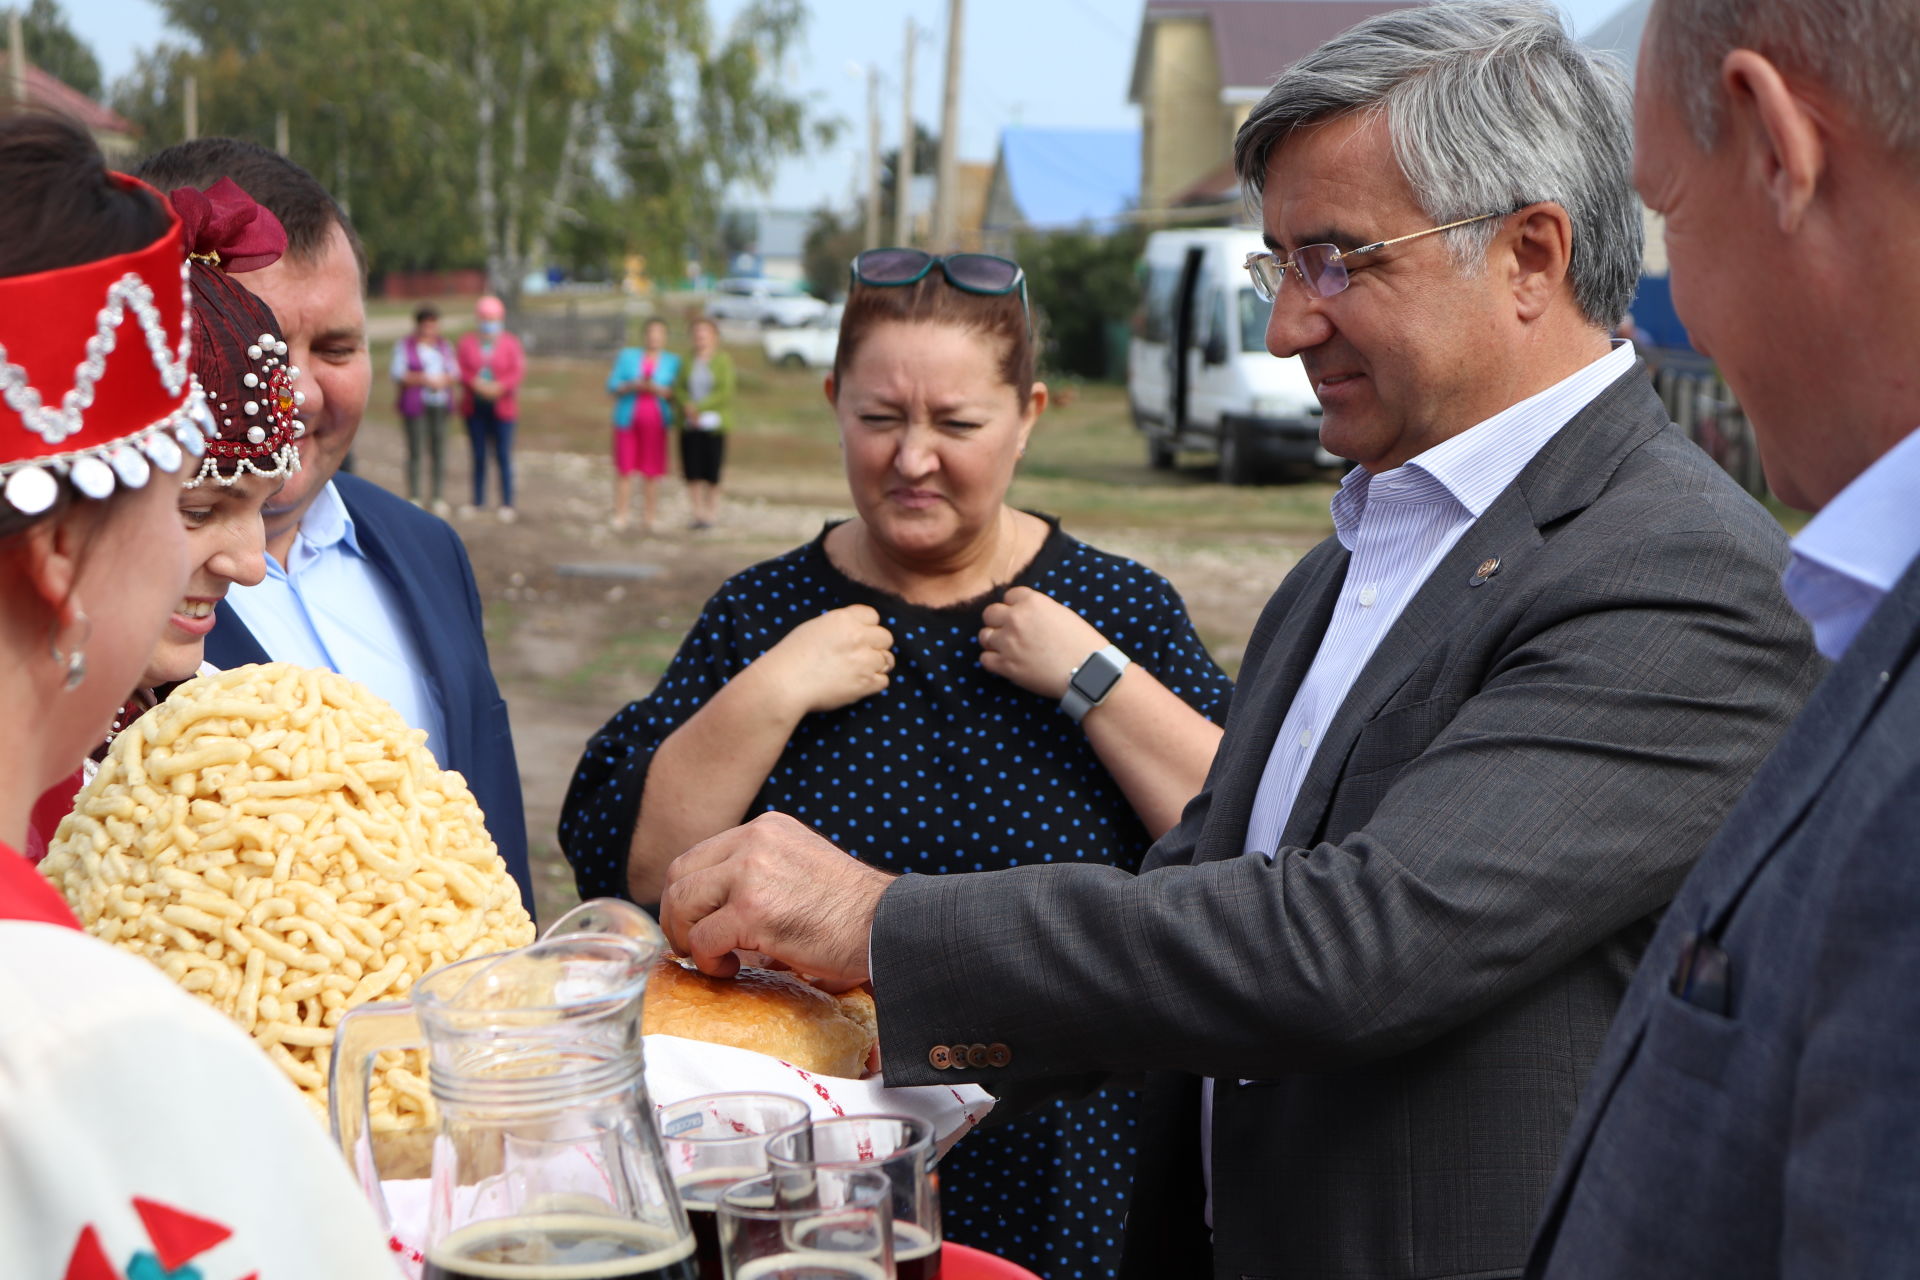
560, 250, 1233, 1278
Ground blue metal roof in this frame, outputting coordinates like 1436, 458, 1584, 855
990, 127, 1141, 230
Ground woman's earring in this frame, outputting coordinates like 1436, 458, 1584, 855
51, 610, 91, 691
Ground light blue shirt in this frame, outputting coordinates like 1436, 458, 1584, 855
225, 481, 448, 762
1205, 339, 1638, 1225
1780, 426, 1920, 660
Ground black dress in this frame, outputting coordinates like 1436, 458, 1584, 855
561, 517, 1232, 1278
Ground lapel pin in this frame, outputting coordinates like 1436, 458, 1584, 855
1469, 556, 1501, 587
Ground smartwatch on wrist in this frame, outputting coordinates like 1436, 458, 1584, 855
1061, 645, 1132, 723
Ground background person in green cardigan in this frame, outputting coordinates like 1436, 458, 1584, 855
674, 316, 735, 530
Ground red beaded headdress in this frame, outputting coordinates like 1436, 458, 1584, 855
168, 178, 302, 487
0, 172, 209, 517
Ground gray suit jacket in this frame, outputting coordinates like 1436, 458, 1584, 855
1527, 535, 1920, 1277
872, 369, 1821, 1279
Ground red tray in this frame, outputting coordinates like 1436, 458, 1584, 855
941, 1241, 1043, 1279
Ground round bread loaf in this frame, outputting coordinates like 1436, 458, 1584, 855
643, 957, 877, 1078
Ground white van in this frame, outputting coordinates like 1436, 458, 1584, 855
1128, 227, 1332, 483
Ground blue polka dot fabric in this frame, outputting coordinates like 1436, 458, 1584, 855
560, 515, 1232, 1278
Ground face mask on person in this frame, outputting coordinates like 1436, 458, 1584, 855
480, 320, 503, 336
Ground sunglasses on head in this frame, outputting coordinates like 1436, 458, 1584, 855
849, 248, 1031, 333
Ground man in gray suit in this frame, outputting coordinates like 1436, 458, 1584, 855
1527, 1, 1920, 1275
662, 5, 1819, 1276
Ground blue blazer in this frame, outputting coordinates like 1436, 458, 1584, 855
1529, 558, 1920, 1278
607, 347, 679, 429
205, 473, 534, 917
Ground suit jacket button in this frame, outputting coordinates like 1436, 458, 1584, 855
950, 1043, 970, 1068
965, 1043, 990, 1069
928, 1045, 951, 1069
986, 1043, 1011, 1068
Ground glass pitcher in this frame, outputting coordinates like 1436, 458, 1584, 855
331, 901, 696, 1279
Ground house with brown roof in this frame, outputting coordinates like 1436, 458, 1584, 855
1129, 0, 1414, 217
2, 47, 139, 163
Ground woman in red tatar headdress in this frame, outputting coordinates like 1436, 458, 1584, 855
23, 172, 306, 860
0, 115, 397, 1277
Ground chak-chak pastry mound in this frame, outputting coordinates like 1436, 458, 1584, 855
41, 663, 535, 1129
644, 957, 878, 1078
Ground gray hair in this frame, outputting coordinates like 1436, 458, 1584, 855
1233, 0, 1641, 327
1651, 0, 1920, 167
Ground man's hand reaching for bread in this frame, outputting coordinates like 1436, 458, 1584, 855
661, 812, 893, 990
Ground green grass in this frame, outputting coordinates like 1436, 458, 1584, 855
542, 617, 693, 699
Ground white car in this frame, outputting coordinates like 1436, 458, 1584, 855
762, 305, 844, 370
706, 277, 830, 328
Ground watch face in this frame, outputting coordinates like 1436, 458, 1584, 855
1070, 651, 1124, 704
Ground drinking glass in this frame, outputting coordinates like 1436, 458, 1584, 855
662, 1092, 813, 1280
765, 1116, 939, 1280
718, 1167, 894, 1280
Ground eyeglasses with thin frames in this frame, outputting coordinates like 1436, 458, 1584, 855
1242, 212, 1505, 302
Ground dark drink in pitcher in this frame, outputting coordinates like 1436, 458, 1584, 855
422, 1215, 698, 1280
890, 1222, 942, 1280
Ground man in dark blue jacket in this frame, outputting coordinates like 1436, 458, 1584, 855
136, 140, 534, 917
1528, 0, 1920, 1273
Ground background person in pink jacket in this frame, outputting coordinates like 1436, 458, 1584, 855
456, 294, 526, 522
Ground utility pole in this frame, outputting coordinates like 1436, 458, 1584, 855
7, 9, 26, 110
183, 74, 198, 141
933, 0, 964, 249
894, 20, 916, 247
864, 64, 883, 250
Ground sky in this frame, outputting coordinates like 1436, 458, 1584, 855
72, 0, 1634, 214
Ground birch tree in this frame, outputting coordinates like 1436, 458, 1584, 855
113, 0, 832, 293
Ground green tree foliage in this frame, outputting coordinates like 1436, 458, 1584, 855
802, 205, 864, 301
1017, 225, 1146, 382
20, 0, 102, 99
880, 122, 938, 214
111, 0, 836, 294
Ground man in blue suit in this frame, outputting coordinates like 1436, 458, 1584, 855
135, 140, 535, 918
1528, 0, 1920, 1273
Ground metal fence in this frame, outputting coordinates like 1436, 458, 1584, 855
514, 302, 631, 358
1646, 348, 1766, 499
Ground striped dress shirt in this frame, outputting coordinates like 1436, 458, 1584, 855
1203, 339, 1637, 1224
1241, 340, 1638, 856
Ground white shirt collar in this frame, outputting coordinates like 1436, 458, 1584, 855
1788, 426, 1920, 595
1782, 425, 1920, 657
1333, 340, 1637, 546
297, 481, 364, 558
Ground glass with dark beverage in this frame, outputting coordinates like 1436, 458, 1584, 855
661, 1091, 812, 1280
765, 1116, 940, 1280
718, 1167, 895, 1280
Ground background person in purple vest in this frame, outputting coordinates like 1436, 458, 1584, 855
391, 304, 456, 514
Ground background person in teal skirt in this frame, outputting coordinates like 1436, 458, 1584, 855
607, 317, 679, 533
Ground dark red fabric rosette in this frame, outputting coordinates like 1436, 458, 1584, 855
165, 177, 301, 482
167, 176, 287, 274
